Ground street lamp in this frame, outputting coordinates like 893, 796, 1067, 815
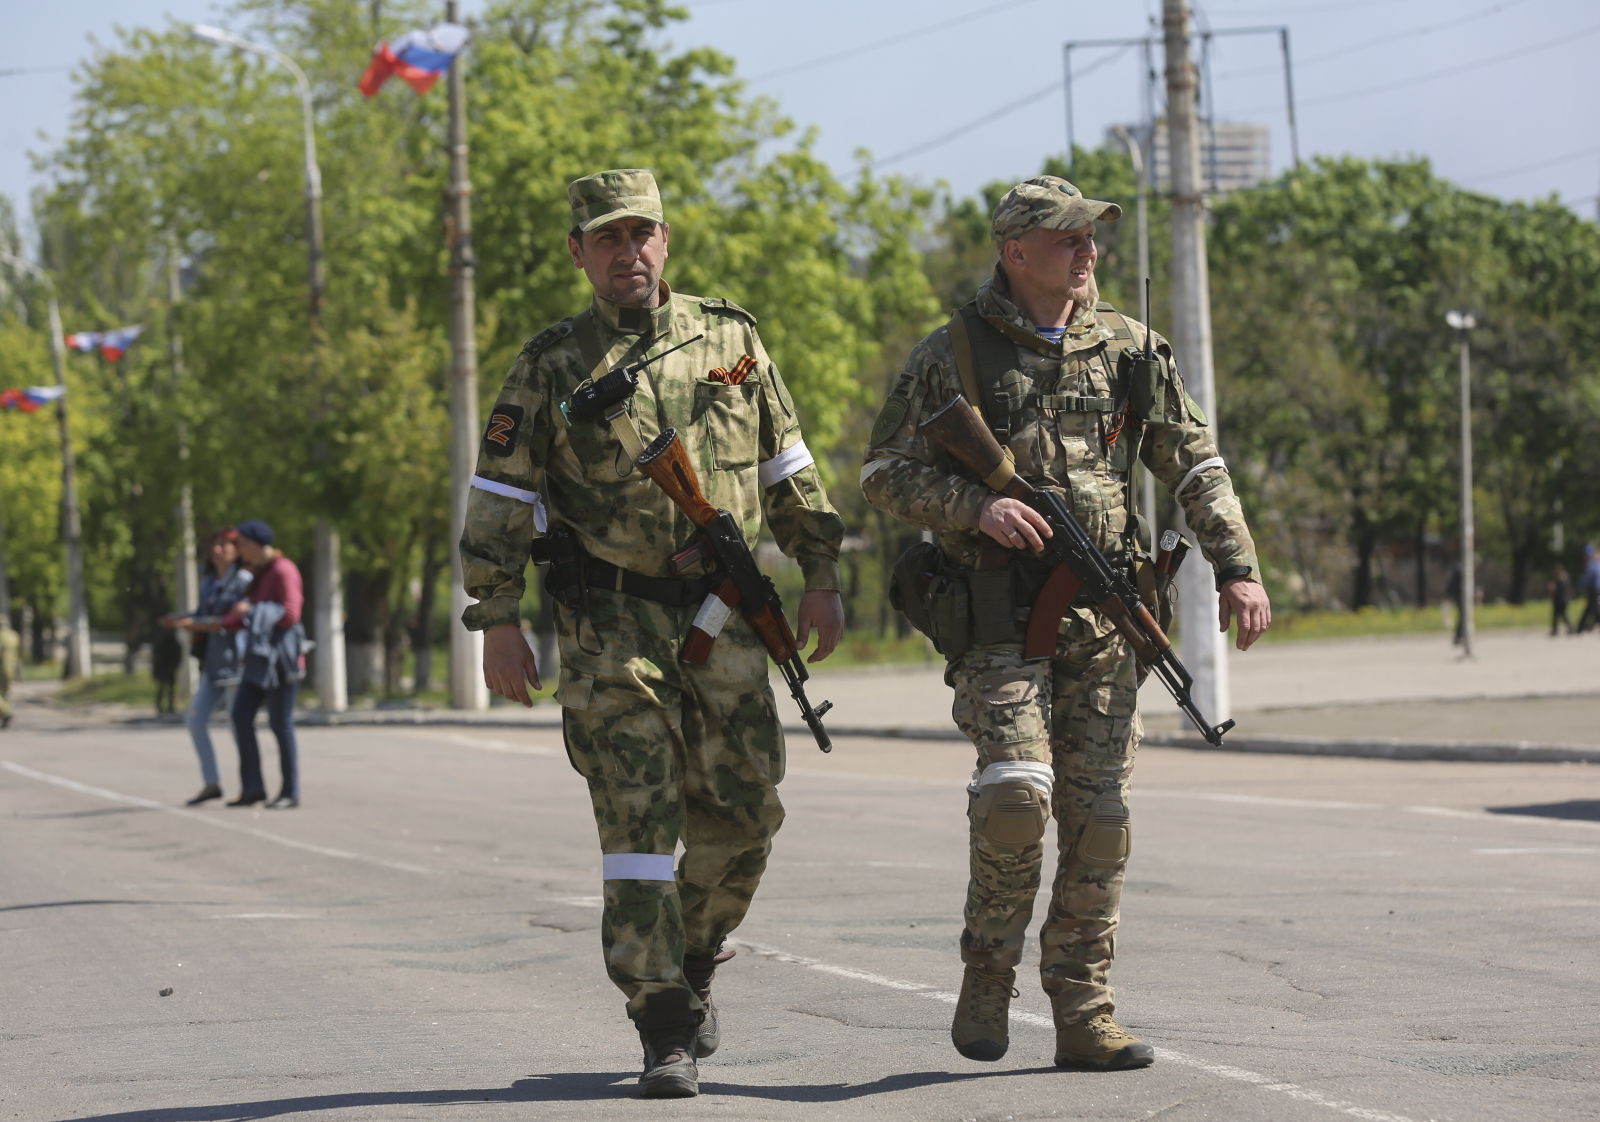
192, 23, 345, 711
1445, 309, 1476, 659
0, 251, 93, 679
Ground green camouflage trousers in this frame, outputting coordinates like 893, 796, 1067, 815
950, 611, 1141, 1022
554, 587, 786, 1025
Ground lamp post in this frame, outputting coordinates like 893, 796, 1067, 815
192, 24, 346, 710
0, 251, 93, 679
1445, 310, 1476, 658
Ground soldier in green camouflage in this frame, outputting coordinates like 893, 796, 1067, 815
861, 175, 1271, 1071
460, 169, 845, 1099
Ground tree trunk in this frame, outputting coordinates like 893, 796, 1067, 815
1351, 513, 1377, 610
344, 567, 391, 698
1413, 520, 1429, 607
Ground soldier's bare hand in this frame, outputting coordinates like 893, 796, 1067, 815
1219, 579, 1272, 651
482, 623, 541, 706
796, 589, 845, 663
978, 495, 1052, 553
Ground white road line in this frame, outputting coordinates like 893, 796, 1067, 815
2, 761, 433, 875
1146, 788, 1600, 831
389, 729, 564, 758
732, 938, 1428, 1122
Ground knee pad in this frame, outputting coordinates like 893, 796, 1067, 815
968, 761, 1053, 848
1076, 791, 1131, 868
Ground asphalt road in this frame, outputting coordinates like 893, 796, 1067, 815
3, 702, 1598, 1122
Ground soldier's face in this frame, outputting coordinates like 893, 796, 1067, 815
1007, 224, 1097, 304
569, 218, 670, 307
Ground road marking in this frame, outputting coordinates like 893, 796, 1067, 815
1474, 847, 1599, 855
1, 761, 433, 875
1145, 789, 1600, 831
210, 913, 317, 920
392, 730, 564, 758
732, 937, 1426, 1122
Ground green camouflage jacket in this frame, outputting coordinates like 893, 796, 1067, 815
461, 286, 843, 632
862, 267, 1258, 579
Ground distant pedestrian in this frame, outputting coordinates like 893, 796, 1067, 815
151, 625, 183, 715
1577, 545, 1600, 634
192, 520, 306, 809
159, 528, 254, 804
0, 620, 20, 730
1446, 562, 1466, 646
1547, 565, 1573, 636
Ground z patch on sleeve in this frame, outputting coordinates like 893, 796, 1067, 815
482, 404, 524, 457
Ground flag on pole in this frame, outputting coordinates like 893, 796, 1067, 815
358, 23, 469, 97
99, 325, 143, 363
63, 324, 143, 362
1, 385, 64, 412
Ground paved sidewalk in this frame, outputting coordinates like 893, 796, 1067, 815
9, 628, 1598, 762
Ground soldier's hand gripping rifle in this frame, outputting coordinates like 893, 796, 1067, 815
635, 427, 835, 752
919, 395, 1234, 747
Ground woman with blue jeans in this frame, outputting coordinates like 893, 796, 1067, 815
159, 529, 253, 805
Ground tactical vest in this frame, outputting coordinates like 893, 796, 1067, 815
945, 299, 1162, 553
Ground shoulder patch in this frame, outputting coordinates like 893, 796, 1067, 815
869, 394, 910, 446
520, 319, 574, 360
482, 403, 524, 457
699, 297, 758, 326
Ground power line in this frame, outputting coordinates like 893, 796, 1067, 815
873, 45, 1133, 169
1230, 20, 1600, 114
1212, 0, 1531, 81
750, 0, 1047, 82
1469, 146, 1600, 186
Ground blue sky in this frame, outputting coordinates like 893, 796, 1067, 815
6, 0, 1599, 239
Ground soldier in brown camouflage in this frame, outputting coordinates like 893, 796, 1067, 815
460, 169, 845, 1099
862, 175, 1271, 1071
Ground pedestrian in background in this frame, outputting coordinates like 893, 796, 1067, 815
159, 528, 253, 804
193, 520, 305, 809
863, 175, 1270, 1072
1577, 545, 1600, 634
1547, 564, 1573, 637
461, 169, 845, 1098
0, 619, 20, 730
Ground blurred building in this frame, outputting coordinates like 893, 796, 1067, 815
1108, 119, 1270, 195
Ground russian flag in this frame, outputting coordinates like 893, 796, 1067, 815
99, 325, 143, 363
1, 386, 64, 413
358, 23, 470, 97
63, 324, 142, 362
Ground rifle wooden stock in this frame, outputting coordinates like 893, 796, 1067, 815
637, 427, 834, 751
918, 395, 1232, 746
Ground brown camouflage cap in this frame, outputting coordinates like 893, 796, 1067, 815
991, 175, 1121, 247
568, 169, 665, 233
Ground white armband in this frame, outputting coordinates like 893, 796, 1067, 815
471, 475, 549, 532
759, 441, 814, 488
1174, 456, 1226, 501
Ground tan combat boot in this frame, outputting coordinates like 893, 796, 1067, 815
951, 965, 1018, 1061
1052, 1004, 1156, 1071
683, 945, 736, 1058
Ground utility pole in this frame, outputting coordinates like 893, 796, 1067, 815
445, 0, 487, 710
1162, 0, 1230, 730
168, 248, 198, 698
0, 250, 93, 679
1446, 311, 1476, 659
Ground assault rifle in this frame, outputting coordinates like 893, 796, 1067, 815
636, 427, 835, 752
919, 395, 1234, 747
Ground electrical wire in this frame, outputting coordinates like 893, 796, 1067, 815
873, 45, 1134, 168
749, 0, 1048, 82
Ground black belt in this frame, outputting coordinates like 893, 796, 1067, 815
582, 557, 714, 607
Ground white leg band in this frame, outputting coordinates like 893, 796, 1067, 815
967, 760, 1054, 798
1174, 456, 1226, 501
602, 852, 677, 881
759, 440, 814, 488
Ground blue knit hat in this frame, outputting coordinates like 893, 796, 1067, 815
235, 519, 274, 547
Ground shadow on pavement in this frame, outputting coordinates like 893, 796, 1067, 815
1487, 799, 1600, 823
64, 1067, 1058, 1118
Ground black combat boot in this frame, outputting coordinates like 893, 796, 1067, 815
682, 945, 736, 1058
636, 1018, 699, 1098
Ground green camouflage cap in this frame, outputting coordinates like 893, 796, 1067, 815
568, 168, 665, 233
991, 175, 1121, 247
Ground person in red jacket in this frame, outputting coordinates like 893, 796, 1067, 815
205, 520, 307, 808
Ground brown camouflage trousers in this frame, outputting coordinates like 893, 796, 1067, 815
949, 613, 1141, 1022
554, 587, 786, 1026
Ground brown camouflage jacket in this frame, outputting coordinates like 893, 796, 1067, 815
861, 267, 1258, 580
461, 286, 843, 632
